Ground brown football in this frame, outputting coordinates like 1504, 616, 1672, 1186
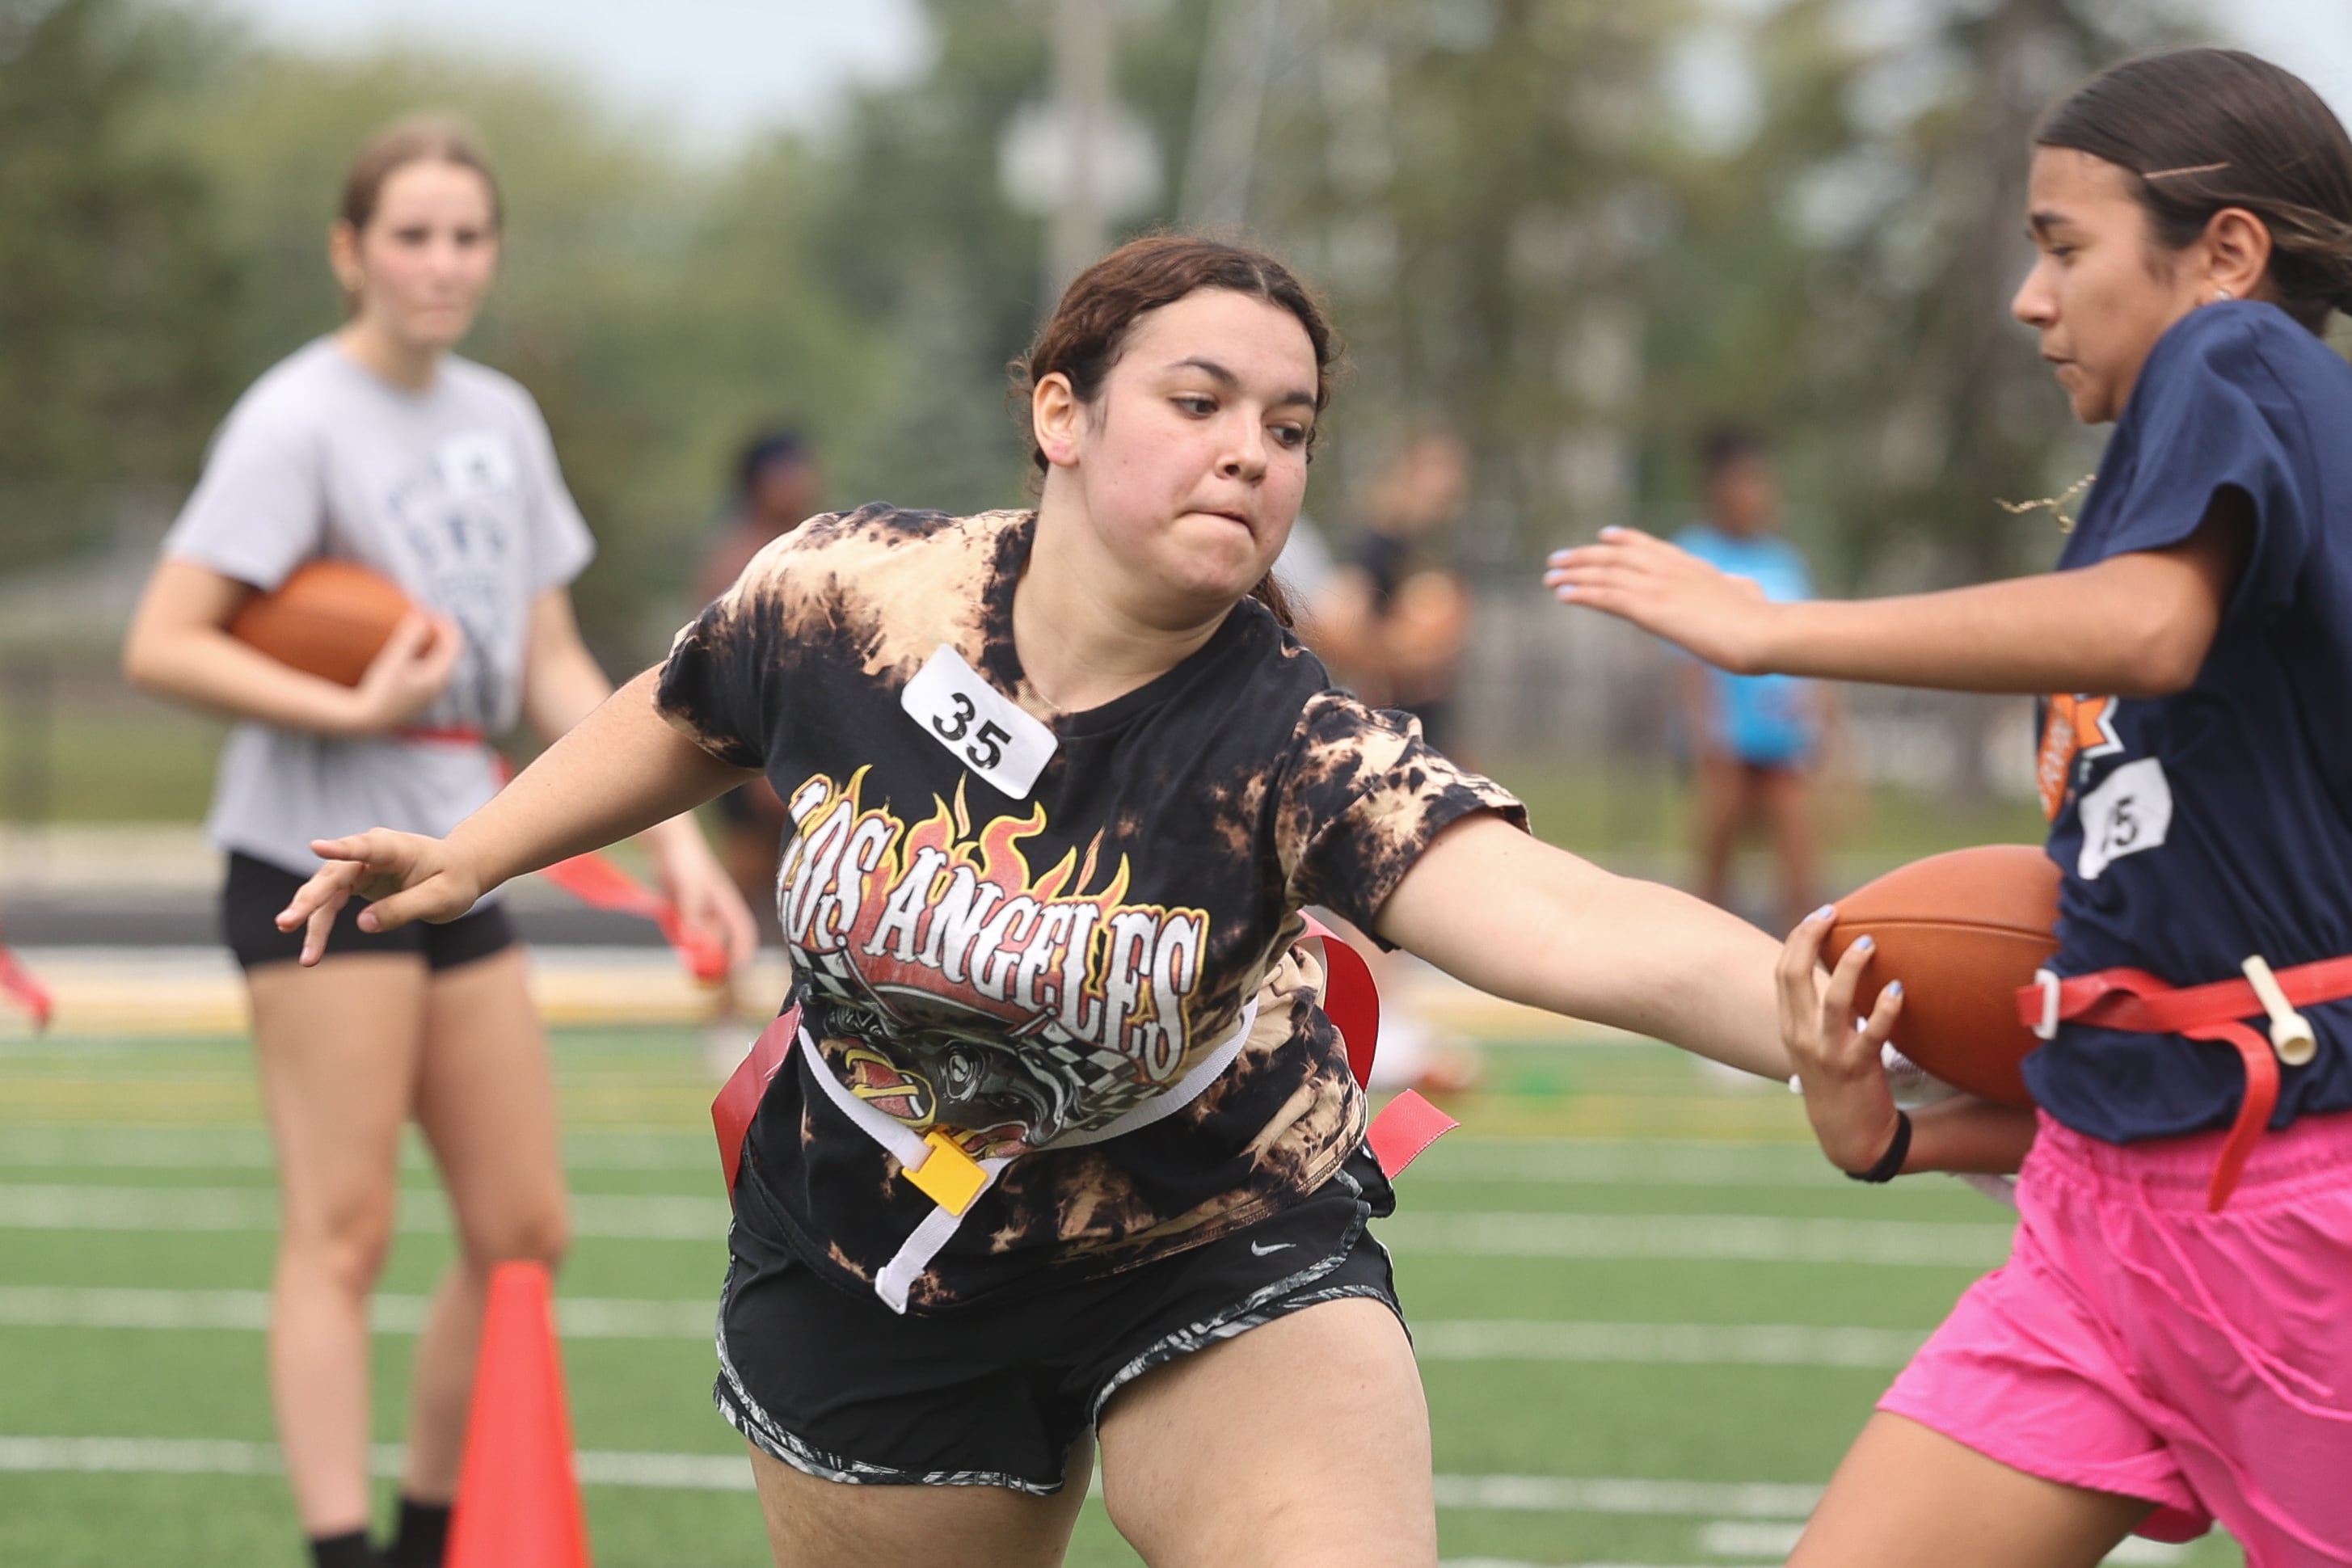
1826, 844, 2061, 1107
228, 559, 416, 687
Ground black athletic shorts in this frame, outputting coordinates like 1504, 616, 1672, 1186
714, 1143, 1404, 1494
221, 851, 516, 972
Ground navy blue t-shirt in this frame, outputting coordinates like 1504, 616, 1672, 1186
2025, 301, 2352, 1142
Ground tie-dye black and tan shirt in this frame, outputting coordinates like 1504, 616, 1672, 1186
656, 504, 1524, 1309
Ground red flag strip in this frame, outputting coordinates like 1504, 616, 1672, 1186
536, 851, 730, 985
0, 928, 54, 1032
467, 745, 730, 984
713, 918, 1456, 1199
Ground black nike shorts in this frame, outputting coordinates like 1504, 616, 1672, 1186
713, 1144, 1404, 1493
221, 851, 516, 972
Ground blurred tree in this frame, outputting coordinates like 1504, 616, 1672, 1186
1629, 0, 2197, 796
0, 0, 2220, 696
1847, 0, 2198, 585
0, 0, 239, 570
800, 0, 1213, 516
1635, 0, 2197, 588
1231, 0, 1701, 567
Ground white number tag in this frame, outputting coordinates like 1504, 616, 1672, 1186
900, 646, 1057, 799
2076, 756, 2172, 880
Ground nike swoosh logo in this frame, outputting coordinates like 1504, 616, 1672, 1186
1249, 1240, 1295, 1257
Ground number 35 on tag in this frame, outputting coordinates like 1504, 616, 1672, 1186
901, 646, 1058, 799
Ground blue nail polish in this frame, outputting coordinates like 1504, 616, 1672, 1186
1811, 904, 1837, 923
1887, 980, 1904, 998
1855, 935, 1874, 951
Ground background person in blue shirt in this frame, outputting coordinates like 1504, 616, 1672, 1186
1673, 424, 1836, 934
1552, 47, 2352, 1568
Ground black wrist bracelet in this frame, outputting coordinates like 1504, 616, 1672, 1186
1844, 1110, 1912, 1184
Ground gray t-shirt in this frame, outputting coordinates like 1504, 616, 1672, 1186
163, 338, 596, 875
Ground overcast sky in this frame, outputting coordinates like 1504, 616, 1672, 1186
200, 0, 2352, 158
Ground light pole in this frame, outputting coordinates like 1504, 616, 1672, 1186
1177, 0, 1280, 230
1046, 0, 1114, 301
998, 0, 1161, 308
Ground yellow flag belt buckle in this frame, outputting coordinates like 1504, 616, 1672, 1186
904, 1129, 988, 1216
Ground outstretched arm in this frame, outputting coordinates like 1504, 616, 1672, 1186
279, 668, 756, 961
1544, 493, 2249, 698
1374, 813, 1789, 1079
518, 587, 758, 973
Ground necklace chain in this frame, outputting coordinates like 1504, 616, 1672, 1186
1996, 471, 2097, 534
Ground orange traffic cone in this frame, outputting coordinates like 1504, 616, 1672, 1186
447, 1262, 592, 1568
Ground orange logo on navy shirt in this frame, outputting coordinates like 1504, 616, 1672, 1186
2037, 693, 2122, 820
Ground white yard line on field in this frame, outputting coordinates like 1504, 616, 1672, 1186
0, 1436, 751, 1490
0, 1183, 2014, 1264
0, 1128, 1849, 1187
1376, 1211, 2012, 1266
0, 1433, 1818, 1515
0, 1435, 2194, 1563
0, 1286, 1928, 1368
1413, 1319, 1925, 1368
1431, 1475, 1821, 1518
1697, 1522, 1806, 1556
0, 1286, 712, 1339
0, 1183, 727, 1239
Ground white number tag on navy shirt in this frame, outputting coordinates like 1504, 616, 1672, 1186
901, 646, 1057, 799
2076, 755, 2173, 880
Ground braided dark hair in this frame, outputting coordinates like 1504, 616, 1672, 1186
2038, 48, 2352, 333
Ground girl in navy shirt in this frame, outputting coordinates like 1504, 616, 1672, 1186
1552, 46, 2352, 1568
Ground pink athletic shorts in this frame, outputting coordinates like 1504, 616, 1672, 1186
1881, 1108, 2352, 1565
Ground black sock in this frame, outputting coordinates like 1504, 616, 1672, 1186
386, 1495, 453, 1568
310, 1529, 379, 1568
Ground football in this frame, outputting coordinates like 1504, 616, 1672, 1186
1826, 844, 2062, 1106
227, 558, 417, 687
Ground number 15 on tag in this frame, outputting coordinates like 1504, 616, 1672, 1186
900, 646, 1058, 799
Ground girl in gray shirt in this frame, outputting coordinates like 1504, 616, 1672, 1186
121, 116, 756, 1568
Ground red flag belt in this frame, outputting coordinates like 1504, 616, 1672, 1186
0, 927, 53, 1033
714, 916, 1455, 1196
405, 739, 727, 983
2017, 956, 2352, 1211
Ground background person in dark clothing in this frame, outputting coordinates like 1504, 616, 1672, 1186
1310, 431, 1474, 756
696, 429, 824, 941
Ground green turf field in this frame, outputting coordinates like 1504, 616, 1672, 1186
0, 1028, 2237, 1566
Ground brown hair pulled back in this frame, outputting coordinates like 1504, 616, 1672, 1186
339, 114, 503, 234
2038, 48, 2352, 333
1010, 234, 1343, 629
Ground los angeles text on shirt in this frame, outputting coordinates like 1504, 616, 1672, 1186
780, 767, 1212, 1150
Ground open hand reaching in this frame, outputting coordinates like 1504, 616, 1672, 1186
274, 828, 488, 966
1545, 527, 1775, 672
